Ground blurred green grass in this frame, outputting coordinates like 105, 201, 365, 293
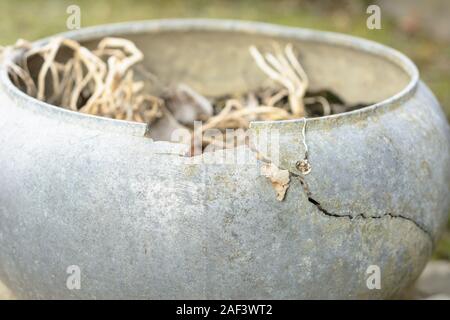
1, 0, 449, 259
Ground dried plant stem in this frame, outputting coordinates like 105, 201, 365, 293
250, 44, 309, 117
7, 37, 162, 124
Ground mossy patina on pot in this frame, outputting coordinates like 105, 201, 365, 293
0, 19, 449, 299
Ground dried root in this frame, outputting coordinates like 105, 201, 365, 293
250, 44, 309, 117
2, 37, 324, 158
6, 38, 328, 134
6, 38, 329, 130
7, 37, 163, 123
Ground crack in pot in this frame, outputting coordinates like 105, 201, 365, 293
294, 173, 434, 247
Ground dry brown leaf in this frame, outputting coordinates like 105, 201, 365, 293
261, 163, 290, 201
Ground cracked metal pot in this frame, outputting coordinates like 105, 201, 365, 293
0, 20, 449, 299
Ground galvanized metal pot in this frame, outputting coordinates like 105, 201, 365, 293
0, 20, 449, 299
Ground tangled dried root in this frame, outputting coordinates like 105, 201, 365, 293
249, 44, 330, 118
6, 37, 163, 123
189, 44, 330, 145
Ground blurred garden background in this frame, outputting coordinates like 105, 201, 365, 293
0, 0, 449, 260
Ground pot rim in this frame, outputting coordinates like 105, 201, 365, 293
0, 18, 419, 135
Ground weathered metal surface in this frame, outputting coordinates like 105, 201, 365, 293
0, 19, 449, 299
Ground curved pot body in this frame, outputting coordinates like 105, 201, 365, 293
0, 20, 449, 299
